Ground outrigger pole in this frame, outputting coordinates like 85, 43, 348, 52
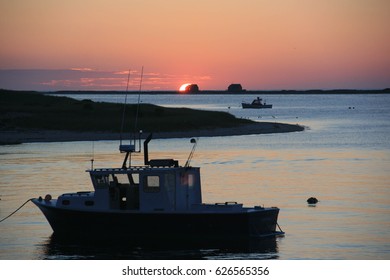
119, 67, 144, 169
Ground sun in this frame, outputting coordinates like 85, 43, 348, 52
179, 83, 192, 92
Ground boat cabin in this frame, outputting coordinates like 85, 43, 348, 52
88, 165, 202, 212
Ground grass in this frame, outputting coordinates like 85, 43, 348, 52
0, 90, 253, 133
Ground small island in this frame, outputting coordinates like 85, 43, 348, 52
0, 90, 304, 145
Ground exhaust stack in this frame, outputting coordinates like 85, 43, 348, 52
143, 133, 153, 165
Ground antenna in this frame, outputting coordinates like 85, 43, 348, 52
119, 67, 144, 168
133, 66, 144, 139
120, 69, 131, 146
184, 138, 198, 168
90, 140, 95, 170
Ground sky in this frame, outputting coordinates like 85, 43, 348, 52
0, 0, 389, 91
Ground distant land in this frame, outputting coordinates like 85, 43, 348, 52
48, 88, 390, 95
0, 90, 305, 145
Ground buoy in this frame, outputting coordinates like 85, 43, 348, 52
44, 194, 52, 202
307, 197, 318, 204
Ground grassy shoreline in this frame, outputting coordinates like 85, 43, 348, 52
0, 90, 304, 144
1, 90, 253, 132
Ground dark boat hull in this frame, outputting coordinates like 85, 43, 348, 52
242, 103, 272, 109
33, 199, 282, 245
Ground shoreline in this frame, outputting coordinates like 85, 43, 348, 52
51, 89, 390, 95
0, 122, 304, 145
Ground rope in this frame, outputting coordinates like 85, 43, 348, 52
276, 222, 285, 234
0, 198, 33, 223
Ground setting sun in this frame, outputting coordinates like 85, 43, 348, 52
179, 83, 192, 92
1, 1, 389, 90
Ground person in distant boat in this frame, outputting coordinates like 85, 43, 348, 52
252, 97, 262, 105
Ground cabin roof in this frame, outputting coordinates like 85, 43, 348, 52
88, 166, 199, 174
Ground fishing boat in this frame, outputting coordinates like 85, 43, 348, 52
32, 132, 283, 245
242, 97, 272, 109
32, 71, 283, 246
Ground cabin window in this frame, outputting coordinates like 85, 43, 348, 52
181, 173, 195, 188
94, 175, 110, 188
129, 173, 139, 185
164, 173, 176, 210
144, 175, 160, 192
114, 174, 130, 185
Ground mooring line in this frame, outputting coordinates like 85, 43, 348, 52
0, 198, 33, 223
276, 222, 285, 234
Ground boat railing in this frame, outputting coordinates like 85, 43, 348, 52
61, 191, 93, 197
191, 202, 244, 212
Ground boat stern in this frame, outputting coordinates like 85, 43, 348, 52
248, 206, 284, 237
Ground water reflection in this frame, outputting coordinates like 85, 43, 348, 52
2, 93, 390, 259
38, 234, 280, 260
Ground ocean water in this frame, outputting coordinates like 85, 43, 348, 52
0, 94, 389, 259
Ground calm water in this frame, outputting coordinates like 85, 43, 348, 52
1, 94, 389, 259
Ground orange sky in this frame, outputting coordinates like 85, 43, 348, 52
1, 0, 389, 90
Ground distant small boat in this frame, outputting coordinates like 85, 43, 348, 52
242, 97, 272, 109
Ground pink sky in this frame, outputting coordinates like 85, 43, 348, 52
1, 0, 389, 91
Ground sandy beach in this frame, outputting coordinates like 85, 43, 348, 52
0, 122, 304, 145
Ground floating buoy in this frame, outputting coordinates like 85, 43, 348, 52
307, 197, 318, 204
